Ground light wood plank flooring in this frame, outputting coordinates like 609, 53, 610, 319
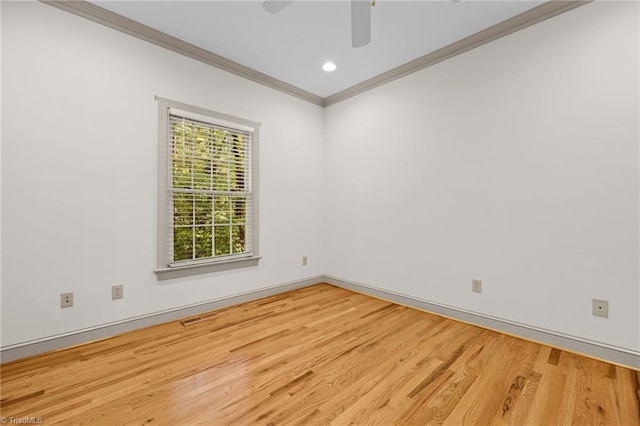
1, 284, 638, 425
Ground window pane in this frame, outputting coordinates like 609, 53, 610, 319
232, 225, 246, 254
214, 130, 230, 157
212, 131, 225, 190
192, 159, 211, 190
172, 148, 192, 189
173, 193, 193, 226
215, 225, 231, 256
230, 135, 245, 157
192, 126, 212, 190
194, 194, 212, 225
229, 135, 245, 191
231, 197, 246, 224
214, 196, 230, 224
173, 227, 193, 261
194, 226, 213, 259
213, 163, 229, 191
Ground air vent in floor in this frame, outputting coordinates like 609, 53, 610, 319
180, 312, 217, 327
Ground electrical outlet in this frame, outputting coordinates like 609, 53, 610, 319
302, 256, 308, 266
472, 279, 482, 293
112, 284, 124, 300
592, 299, 609, 318
61, 292, 74, 308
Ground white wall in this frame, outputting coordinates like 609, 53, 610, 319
1, 1, 325, 347
324, 1, 639, 352
2, 1, 638, 356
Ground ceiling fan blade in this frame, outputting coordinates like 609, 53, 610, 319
351, 0, 371, 48
263, 0, 294, 14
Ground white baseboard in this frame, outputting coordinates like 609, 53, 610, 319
325, 275, 640, 370
3, 274, 638, 369
0, 275, 324, 364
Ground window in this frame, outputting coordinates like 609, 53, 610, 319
156, 98, 260, 279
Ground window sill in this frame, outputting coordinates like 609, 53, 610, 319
155, 256, 261, 280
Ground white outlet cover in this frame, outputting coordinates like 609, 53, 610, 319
61, 292, 74, 308
592, 299, 609, 318
112, 285, 124, 299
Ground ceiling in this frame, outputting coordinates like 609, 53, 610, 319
91, 0, 545, 99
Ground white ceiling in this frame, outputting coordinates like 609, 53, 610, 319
93, 0, 544, 98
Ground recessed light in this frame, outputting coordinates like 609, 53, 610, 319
322, 62, 337, 72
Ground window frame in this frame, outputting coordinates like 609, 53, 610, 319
155, 97, 260, 280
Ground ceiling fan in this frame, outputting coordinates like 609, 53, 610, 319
263, 0, 374, 48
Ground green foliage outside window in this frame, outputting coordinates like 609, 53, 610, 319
170, 118, 249, 262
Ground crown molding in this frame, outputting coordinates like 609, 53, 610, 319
42, 0, 325, 107
323, 1, 590, 107
42, 0, 589, 109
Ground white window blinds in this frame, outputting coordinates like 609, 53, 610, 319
167, 110, 254, 265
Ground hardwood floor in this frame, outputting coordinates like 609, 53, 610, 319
1, 284, 638, 425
